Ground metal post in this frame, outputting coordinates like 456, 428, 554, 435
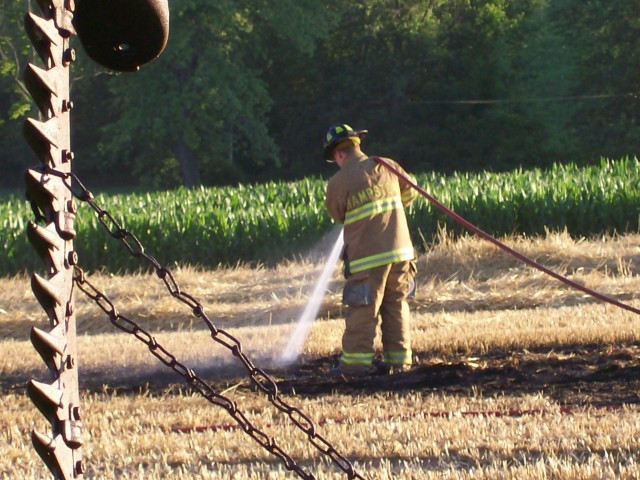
21, 0, 168, 475
23, 1, 84, 478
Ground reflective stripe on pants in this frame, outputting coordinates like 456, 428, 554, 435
340, 261, 413, 368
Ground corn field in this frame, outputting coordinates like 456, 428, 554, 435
2, 157, 639, 275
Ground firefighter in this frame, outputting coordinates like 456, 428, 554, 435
324, 124, 417, 375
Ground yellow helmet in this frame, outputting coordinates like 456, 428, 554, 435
323, 124, 368, 161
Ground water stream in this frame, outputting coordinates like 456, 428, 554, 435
278, 227, 344, 365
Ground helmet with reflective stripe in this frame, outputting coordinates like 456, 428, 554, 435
323, 124, 368, 161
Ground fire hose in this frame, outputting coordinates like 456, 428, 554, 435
171, 403, 634, 435
372, 155, 640, 317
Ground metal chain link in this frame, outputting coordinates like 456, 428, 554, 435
72, 268, 314, 479
43, 166, 365, 480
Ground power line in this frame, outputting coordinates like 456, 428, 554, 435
407, 92, 639, 105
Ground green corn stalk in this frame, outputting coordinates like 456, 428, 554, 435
2, 158, 640, 275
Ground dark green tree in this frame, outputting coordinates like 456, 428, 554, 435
550, 0, 640, 163
402, 0, 563, 171
273, 0, 449, 176
0, 0, 38, 188
3, 0, 639, 189
81, 0, 336, 188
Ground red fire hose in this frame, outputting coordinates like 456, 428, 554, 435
170, 404, 634, 434
372, 155, 640, 316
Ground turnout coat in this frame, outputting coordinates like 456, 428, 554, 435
325, 155, 417, 275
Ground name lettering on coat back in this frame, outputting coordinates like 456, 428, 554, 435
346, 184, 395, 212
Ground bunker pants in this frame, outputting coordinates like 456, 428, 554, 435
340, 260, 414, 372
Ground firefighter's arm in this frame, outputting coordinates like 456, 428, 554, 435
325, 179, 347, 224
395, 163, 418, 207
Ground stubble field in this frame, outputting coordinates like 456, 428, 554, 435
2, 231, 640, 479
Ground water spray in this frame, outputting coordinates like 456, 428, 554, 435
278, 227, 344, 365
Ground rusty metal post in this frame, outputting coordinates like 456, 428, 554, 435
21, 0, 168, 475
23, 1, 84, 478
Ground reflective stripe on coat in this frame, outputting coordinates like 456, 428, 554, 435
325, 156, 416, 274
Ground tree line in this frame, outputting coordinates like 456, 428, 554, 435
1, 0, 639, 189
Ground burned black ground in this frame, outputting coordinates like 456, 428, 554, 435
4, 342, 639, 408
273, 342, 640, 407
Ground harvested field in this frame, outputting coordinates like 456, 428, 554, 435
2, 231, 640, 478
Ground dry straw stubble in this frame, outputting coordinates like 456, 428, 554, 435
2, 231, 640, 478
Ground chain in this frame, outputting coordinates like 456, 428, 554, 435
73, 268, 314, 479
43, 166, 365, 480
